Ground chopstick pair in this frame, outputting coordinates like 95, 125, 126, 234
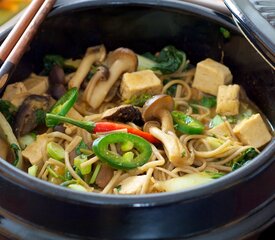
0, 0, 56, 90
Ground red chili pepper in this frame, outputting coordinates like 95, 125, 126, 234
94, 122, 160, 145
46, 114, 160, 144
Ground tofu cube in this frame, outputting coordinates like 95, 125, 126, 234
208, 122, 234, 138
22, 134, 48, 166
2, 82, 29, 107
192, 58, 233, 95
23, 75, 49, 95
233, 114, 272, 148
120, 70, 162, 100
216, 84, 240, 116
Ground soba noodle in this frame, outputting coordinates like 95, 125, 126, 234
0, 45, 272, 195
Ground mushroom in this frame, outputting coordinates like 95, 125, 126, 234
87, 48, 138, 109
142, 94, 186, 167
95, 164, 114, 189
14, 95, 51, 137
68, 45, 106, 89
101, 104, 143, 126
48, 65, 67, 99
83, 65, 109, 106
142, 95, 175, 134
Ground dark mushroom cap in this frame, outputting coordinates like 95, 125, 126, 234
14, 95, 51, 137
102, 105, 143, 126
49, 65, 65, 85
142, 94, 174, 122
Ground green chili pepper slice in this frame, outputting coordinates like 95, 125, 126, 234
171, 111, 204, 134
47, 87, 78, 127
92, 132, 152, 170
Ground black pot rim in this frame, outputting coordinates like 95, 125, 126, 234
0, 0, 274, 207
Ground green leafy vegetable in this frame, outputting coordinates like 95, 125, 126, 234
0, 100, 17, 125
10, 143, 21, 166
75, 140, 89, 156
200, 96, 217, 108
209, 115, 224, 128
205, 171, 225, 179
43, 54, 65, 74
230, 148, 259, 171
137, 45, 186, 74
35, 109, 47, 125
163, 79, 177, 96
124, 93, 152, 107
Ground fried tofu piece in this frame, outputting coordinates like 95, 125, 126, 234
216, 84, 240, 116
2, 82, 29, 107
233, 114, 272, 148
192, 58, 232, 96
23, 75, 49, 95
22, 134, 48, 166
120, 70, 162, 100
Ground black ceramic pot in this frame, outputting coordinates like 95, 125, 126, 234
0, 1, 274, 239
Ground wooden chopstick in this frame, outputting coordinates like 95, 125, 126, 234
0, 0, 45, 65
0, 0, 56, 90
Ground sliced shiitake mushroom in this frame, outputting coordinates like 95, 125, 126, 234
14, 95, 51, 137
101, 105, 143, 125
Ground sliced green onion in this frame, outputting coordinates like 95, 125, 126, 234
74, 155, 91, 175
47, 166, 59, 178
89, 163, 102, 184
47, 142, 65, 161
28, 165, 38, 177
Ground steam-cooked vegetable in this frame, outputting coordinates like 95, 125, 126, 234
137, 45, 186, 74
43, 54, 65, 74
18, 133, 36, 150
0, 112, 23, 168
155, 171, 224, 192
0, 99, 17, 125
230, 148, 259, 171
124, 93, 152, 107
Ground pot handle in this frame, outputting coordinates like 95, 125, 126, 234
183, 0, 230, 15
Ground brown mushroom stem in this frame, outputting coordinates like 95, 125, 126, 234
157, 109, 175, 133
83, 65, 109, 107
149, 126, 186, 167
142, 95, 175, 134
88, 48, 137, 109
68, 45, 106, 89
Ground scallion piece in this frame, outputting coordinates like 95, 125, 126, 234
89, 163, 102, 184
28, 165, 38, 177
47, 142, 65, 161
